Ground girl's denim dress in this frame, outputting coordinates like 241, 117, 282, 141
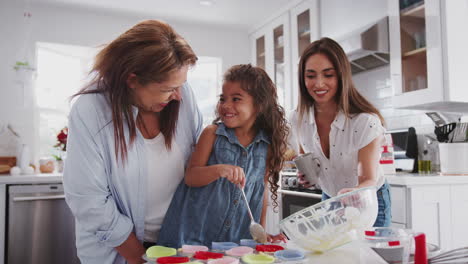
157, 123, 270, 248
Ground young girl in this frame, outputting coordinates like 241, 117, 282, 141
157, 64, 289, 247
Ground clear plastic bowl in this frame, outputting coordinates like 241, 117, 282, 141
279, 186, 378, 253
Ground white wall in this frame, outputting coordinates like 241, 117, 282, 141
0, 1, 249, 164
320, 0, 388, 39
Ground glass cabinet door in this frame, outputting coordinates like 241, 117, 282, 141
290, 0, 320, 109
399, 0, 428, 93
256, 36, 266, 70
274, 25, 285, 109
296, 9, 311, 59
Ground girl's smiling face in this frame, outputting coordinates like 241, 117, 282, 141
304, 53, 339, 106
218, 81, 257, 130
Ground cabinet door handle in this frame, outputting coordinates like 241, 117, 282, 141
13, 194, 65, 202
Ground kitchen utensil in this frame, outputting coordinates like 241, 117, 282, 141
362, 227, 427, 264
239, 186, 267, 243
0, 156, 16, 174
450, 122, 468, 142
293, 152, 320, 185
434, 123, 456, 143
279, 186, 378, 253
428, 246, 468, 263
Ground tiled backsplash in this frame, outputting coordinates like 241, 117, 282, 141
353, 65, 435, 135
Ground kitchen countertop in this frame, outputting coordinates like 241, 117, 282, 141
0, 173, 62, 184
386, 172, 468, 186
287, 241, 387, 264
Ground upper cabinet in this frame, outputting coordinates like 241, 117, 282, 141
250, 13, 291, 110
389, 0, 468, 113
290, 0, 320, 110
250, 0, 319, 112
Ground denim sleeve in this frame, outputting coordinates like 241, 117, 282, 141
63, 99, 133, 248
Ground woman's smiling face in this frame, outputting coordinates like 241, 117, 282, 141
128, 65, 188, 112
304, 53, 339, 106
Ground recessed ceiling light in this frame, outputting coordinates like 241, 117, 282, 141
199, 0, 214, 6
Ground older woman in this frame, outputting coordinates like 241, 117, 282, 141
63, 20, 202, 264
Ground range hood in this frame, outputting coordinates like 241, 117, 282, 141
338, 17, 390, 74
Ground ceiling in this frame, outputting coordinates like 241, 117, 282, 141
31, 0, 294, 30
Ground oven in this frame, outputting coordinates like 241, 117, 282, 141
279, 170, 322, 219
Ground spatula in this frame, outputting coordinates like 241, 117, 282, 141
239, 186, 267, 243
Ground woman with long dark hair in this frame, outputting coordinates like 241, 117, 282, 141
289, 37, 391, 227
63, 20, 202, 264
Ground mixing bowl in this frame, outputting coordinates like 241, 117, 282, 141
279, 186, 378, 253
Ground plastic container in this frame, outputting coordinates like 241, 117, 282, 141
226, 246, 254, 257
180, 245, 209, 256
279, 186, 378, 253
274, 249, 305, 261
193, 251, 224, 261
362, 227, 427, 264
207, 256, 239, 264
241, 253, 275, 264
439, 143, 468, 174
144, 246, 177, 261
240, 239, 259, 248
211, 242, 238, 252
255, 245, 284, 253
157, 256, 190, 264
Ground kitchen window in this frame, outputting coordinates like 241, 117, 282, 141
35, 42, 221, 157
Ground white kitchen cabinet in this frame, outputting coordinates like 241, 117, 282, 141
250, 12, 292, 111
388, 0, 468, 112
0, 184, 5, 264
451, 184, 468, 248
289, 0, 320, 109
249, 0, 319, 112
390, 182, 468, 250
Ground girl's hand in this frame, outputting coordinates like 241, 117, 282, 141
267, 233, 288, 243
218, 165, 246, 187
297, 172, 313, 188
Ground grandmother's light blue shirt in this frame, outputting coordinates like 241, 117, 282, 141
63, 83, 202, 264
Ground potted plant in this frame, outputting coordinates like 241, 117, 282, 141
53, 127, 68, 173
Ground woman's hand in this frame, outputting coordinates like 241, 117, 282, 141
337, 187, 357, 195
218, 165, 246, 187
297, 172, 314, 188
267, 233, 288, 243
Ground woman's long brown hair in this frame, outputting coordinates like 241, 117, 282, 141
297, 37, 385, 126
74, 20, 197, 163
215, 64, 289, 209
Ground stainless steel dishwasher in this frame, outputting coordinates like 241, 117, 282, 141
7, 184, 80, 264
